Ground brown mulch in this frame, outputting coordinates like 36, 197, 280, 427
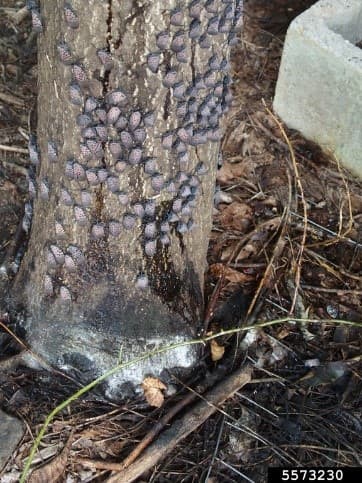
0, 1, 361, 482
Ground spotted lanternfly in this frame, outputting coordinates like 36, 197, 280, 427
106, 176, 120, 192
64, 254, 77, 272
47, 141, 58, 162
55, 221, 66, 239
208, 54, 220, 71
115, 160, 127, 173
189, 18, 201, 39
72, 63, 87, 83
177, 127, 190, 143
172, 82, 186, 99
39, 179, 50, 200
74, 205, 87, 225
120, 131, 133, 149
73, 162, 86, 180
123, 213, 136, 229
26, 0, 37, 11
28, 135, 40, 165
176, 49, 188, 64
91, 223, 105, 239
107, 106, 121, 125
31, 8, 43, 33
50, 244, 65, 265
188, 0, 202, 19
178, 151, 189, 167
109, 221, 121, 237
207, 16, 219, 35
143, 111, 155, 127
171, 31, 185, 53
144, 221, 157, 239
194, 74, 205, 90
181, 204, 192, 216
144, 157, 157, 175
86, 169, 99, 185
219, 17, 232, 33
151, 173, 164, 192
144, 239, 157, 257
156, 31, 170, 51
165, 180, 177, 193
118, 191, 129, 206
80, 142, 92, 160
57, 40, 72, 64
76, 113, 92, 128
133, 202, 145, 218
60, 286, 72, 302
106, 89, 128, 106
69, 83, 83, 105
47, 250, 57, 268
204, 70, 217, 88
94, 108, 107, 123
60, 188, 73, 206
86, 139, 103, 158
160, 234, 170, 246
160, 221, 170, 233
213, 81, 224, 97
168, 212, 179, 223
64, 2, 79, 29
180, 185, 192, 198
170, 7, 184, 26
44, 274, 53, 296
223, 4, 234, 19
84, 96, 98, 113
94, 124, 107, 141
189, 175, 200, 187
128, 147, 142, 165
133, 127, 146, 145
97, 48, 113, 70
28, 178, 36, 199
161, 131, 173, 150
198, 33, 211, 49
144, 200, 156, 217
129, 111, 142, 131
172, 198, 182, 213
195, 162, 208, 175
146, 52, 161, 73
175, 171, 189, 184
80, 190, 92, 207
67, 245, 85, 265
136, 273, 149, 289
97, 168, 108, 183
176, 101, 187, 118
187, 97, 198, 114
228, 31, 239, 46
82, 127, 96, 139
177, 221, 188, 234
109, 141, 123, 157
115, 115, 128, 130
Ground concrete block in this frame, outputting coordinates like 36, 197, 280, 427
273, 0, 362, 178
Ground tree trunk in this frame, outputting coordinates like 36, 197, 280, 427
12, 0, 241, 397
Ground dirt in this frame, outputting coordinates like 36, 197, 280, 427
0, 1, 361, 482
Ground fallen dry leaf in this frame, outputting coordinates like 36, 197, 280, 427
209, 264, 253, 284
218, 202, 253, 232
210, 339, 225, 362
142, 377, 167, 408
29, 435, 72, 483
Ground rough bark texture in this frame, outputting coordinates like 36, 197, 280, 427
12, 0, 241, 397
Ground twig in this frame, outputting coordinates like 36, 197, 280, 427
105, 368, 251, 482
301, 285, 362, 296
0, 144, 28, 154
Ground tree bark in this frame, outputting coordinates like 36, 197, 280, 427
12, 0, 241, 397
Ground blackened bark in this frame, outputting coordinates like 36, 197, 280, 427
12, 0, 242, 397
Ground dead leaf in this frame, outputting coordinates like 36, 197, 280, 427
210, 339, 225, 362
209, 264, 253, 284
218, 202, 253, 232
29, 435, 72, 483
142, 377, 167, 408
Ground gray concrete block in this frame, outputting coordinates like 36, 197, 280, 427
273, 0, 362, 178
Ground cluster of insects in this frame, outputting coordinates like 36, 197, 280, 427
26, 0, 241, 301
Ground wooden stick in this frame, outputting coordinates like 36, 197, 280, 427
105, 367, 251, 483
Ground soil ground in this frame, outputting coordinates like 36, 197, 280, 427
0, 1, 361, 482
